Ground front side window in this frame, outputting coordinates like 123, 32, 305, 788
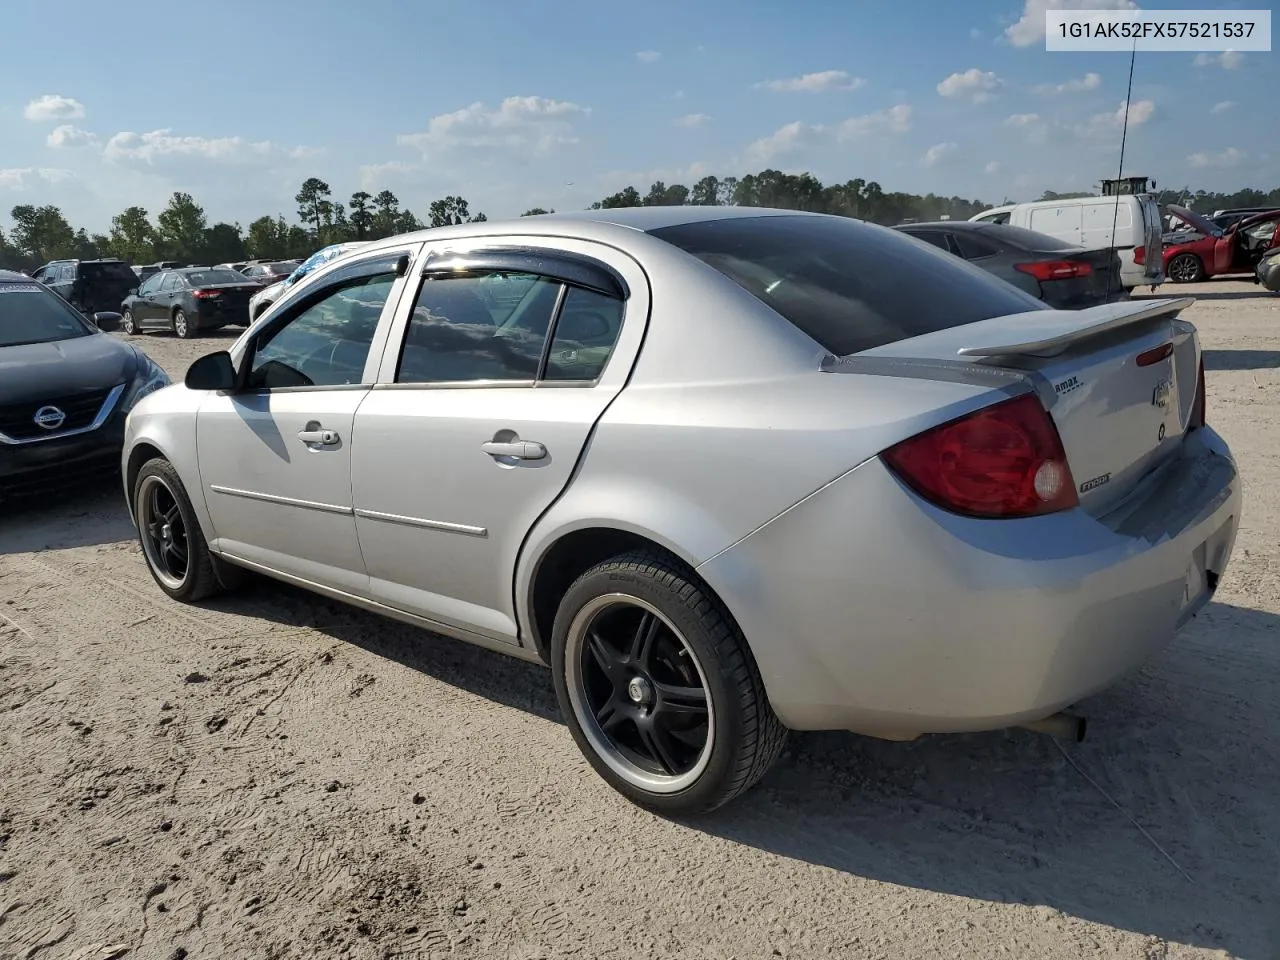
246, 272, 395, 389
137, 275, 162, 296
397, 272, 562, 383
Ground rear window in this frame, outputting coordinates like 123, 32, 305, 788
269, 262, 297, 272
977, 225, 1076, 252
81, 261, 137, 282
0, 283, 93, 346
650, 215, 1044, 356
183, 269, 251, 286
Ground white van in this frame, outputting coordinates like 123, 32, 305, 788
970, 195, 1164, 289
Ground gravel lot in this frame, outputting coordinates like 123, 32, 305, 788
2, 280, 1277, 959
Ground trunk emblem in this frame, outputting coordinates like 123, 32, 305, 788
1152, 379, 1173, 409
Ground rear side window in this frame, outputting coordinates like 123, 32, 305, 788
951, 232, 1001, 260
81, 262, 138, 282
650, 216, 1044, 356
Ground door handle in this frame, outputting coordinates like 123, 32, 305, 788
481, 440, 546, 460
298, 428, 340, 446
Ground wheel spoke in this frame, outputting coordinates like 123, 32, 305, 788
595, 696, 626, 732
586, 630, 622, 682
654, 681, 708, 719
163, 504, 181, 525
636, 718, 680, 775
148, 484, 165, 524
628, 612, 661, 666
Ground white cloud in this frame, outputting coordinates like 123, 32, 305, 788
396, 96, 590, 156
922, 142, 958, 167
105, 129, 276, 164
1005, 112, 1040, 126
969, 27, 983, 39
746, 121, 817, 163
936, 68, 1001, 103
674, 113, 711, 128
1035, 71, 1101, 94
754, 70, 866, 93
23, 94, 86, 121
0, 168, 75, 190
837, 103, 912, 139
636, 50, 662, 63
985, 161, 1001, 174
47, 125, 98, 148
1210, 100, 1235, 114
1188, 147, 1245, 169
674, 90, 686, 100
1080, 98, 1155, 135
1005, 0, 1137, 47
1194, 50, 1243, 69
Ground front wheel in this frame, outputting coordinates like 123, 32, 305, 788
1168, 253, 1205, 283
551, 551, 787, 815
133, 458, 223, 602
121, 309, 137, 335
172, 308, 196, 339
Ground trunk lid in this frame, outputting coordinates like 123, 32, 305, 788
859, 297, 1201, 514
1031, 248, 1125, 308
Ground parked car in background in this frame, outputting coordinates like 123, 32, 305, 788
123, 208, 1237, 814
30, 258, 140, 316
241, 260, 300, 286
0, 270, 168, 501
248, 241, 368, 321
135, 261, 183, 284
893, 221, 1124, 308
1210, 207, 1278, 231
1155, 205, 1280, 283
970, 194, 1164, 290
1257, 245, 1280, 292
120, 267, 262, 339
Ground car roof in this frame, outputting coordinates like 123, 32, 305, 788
895, 220, 989, 231
0, 269, 37, 283
341, 206, 826, 261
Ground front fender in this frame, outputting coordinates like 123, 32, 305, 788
122, 388, 208, 538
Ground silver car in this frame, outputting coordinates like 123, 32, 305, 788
122, 208, 1240, 813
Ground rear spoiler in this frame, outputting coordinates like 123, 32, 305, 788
955, 297, 1195, 359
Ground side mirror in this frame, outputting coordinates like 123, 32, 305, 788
92, 311, 122, 332
128, 287, 139, 296
185, 351, 238, 391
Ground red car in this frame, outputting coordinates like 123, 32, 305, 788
1148, 205, 1280, 283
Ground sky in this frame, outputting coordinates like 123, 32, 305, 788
0, 0, 1274, 234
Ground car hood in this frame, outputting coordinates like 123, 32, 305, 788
1167, 205, 1223, 239
252, 280, 284, 302
0, 333, 141, 404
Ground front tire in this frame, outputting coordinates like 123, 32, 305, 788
1168, 253, 1205, 283
172, 308, 196, 339
550, 550, 787, 815
133, 458, 222, 603
121, 309, 137, 336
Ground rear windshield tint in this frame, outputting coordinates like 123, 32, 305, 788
650, 215, 1045, 355
81, 261, 138, 282
977, 224, 1077, 252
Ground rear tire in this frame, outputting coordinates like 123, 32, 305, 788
550, 550, 787, 815
173, 308, 196, 339
133, 458, 222, 603
1168, 253, 1205, 283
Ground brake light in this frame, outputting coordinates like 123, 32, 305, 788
882, 393, 1078, 519
1014, 260, 1094, 281
1133, 246, 1145, 266
1135, 342, 1173, 366
192, 289, 221, 299
1189, 355, 1206, 429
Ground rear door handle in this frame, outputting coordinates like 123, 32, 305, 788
481, 440, 546, 460
298, 428, 340, 446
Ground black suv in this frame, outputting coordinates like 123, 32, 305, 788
31, 258, 140, 316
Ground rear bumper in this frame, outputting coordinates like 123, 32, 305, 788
194, 301, 251, 329
698, 427, 1240, 735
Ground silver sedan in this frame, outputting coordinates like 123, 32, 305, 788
122, 208, 1240, 813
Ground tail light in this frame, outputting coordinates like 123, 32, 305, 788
1014, 260, 1094, 281
1189, 355, 1206, 429
882, 393, 1079, 519
192, 289, 221, 299
1133, 246, 1146, 265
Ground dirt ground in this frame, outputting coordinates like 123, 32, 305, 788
1, 279, 1278, 960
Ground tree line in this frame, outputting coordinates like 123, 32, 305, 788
2, 171, 1277, 273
